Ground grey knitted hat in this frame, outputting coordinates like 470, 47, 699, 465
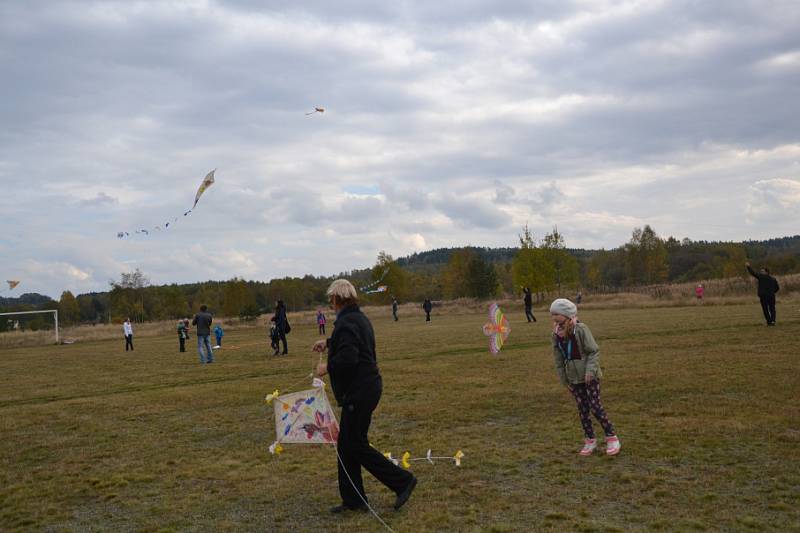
549, 298, 578, 318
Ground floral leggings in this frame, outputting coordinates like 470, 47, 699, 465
569, 380, 615, 439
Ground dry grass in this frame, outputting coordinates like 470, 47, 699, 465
1, 301, 799, 531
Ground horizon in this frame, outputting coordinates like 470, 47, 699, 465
2, 1, 799, 298
5, 232, 798, 302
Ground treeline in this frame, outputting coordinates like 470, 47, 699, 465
2, 229, 799, 328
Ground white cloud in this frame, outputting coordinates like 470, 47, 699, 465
746, 178, 800, 223
1, 0, 799, 298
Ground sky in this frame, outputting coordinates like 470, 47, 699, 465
1, 0, 799, 299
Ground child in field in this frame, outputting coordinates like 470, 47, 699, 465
550, 298, 620, 456
177, 319, 187, 352
316, 309, 326, 335
214, 324, 224, 348
268, 319, 279, 354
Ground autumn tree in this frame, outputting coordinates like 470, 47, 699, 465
58, 290, 80, 325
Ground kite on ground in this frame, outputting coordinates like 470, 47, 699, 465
117, 169, 216, 239
482, 303, 511, 354
306, 107, 325, 115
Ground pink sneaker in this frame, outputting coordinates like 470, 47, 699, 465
606, 435, 621, 456
579, 438, 597, 456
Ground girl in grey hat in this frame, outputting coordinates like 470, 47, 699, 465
550, 298, 621, 456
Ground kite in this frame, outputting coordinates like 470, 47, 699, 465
305, 107, 325, 115
267, 378, 340, 455
482, 302, 511, 354
2, 280, 21, 294
117, 169, 216, 239
359, 267, 390, 293
193, 169, 215, 208
363, 285, 388, 295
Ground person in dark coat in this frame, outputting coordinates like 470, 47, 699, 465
522, 287, 536, 322
272, 300, 289, 355
422, 298, 432, 322
314, 279, 417, 514
746, 262, 780, 325
391, 297, 399, 322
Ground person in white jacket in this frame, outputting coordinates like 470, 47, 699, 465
123, 317, 134, 351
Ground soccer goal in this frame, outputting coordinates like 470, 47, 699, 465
0, 309, 59, 344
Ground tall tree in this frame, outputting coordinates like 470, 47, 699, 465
540, 226, 579, 294
58, 291, 80, 325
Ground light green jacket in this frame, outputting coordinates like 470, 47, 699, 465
552, 322, 603, 386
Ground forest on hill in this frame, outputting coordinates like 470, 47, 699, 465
2, 227, 799, 330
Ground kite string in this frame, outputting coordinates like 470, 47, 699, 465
330, 442, 396, 533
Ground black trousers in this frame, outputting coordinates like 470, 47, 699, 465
759, 295, 776, 324
525, 305, 536, 322
319, 324, 326, 335
392, 309, 398, 321
179, 336, 185, 352
425, 311, 431, 322
125, 335, 134, 351
337, 380, 413, 508
275, 332, 287, 354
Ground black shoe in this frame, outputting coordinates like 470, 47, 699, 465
273, 350, 279, 356
394, 476, 417, 510
281, 351, 288, 355
330, 503, 367, 514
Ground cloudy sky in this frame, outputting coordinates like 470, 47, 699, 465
2, 0, 799, 298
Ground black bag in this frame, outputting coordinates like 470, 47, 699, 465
284, 321, 291, 334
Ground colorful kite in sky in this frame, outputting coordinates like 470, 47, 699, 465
482, 303, 511, 354
359, 267, 390, 293
363, 285, 388, 294
2, 280, 21, 294
305, 107, 325, 115
117, 169, 216, 239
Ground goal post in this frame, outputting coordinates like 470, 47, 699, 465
0, 309, 59, 344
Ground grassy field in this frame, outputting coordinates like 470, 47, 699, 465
1, 300, 799, 532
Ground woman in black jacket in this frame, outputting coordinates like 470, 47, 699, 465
313, 279, 417, 514
272, 300, 289, 355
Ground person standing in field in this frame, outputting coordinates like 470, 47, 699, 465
272, 300, 289, 355
746, 262, 779, 326
550, 298, 620, 457
183, 318, 191, 340
422, 298, 432, 322
313, 279, 417, 514
213, 323, 224, 347
576, 291, 582, 305
392, 297, 399, 322
192, 305, 214, 364
123, 317, 134, 351
177, 319, 187, 352
317, 309, 327, 335
523, 287, 536, 322
695, 284, 704, 302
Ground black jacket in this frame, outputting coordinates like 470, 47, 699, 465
422, 300, 432, 312
747, 266, 780, 297
273, 305, 289, 334
523, 289, 532, 306
192, 311, 213, 336
326, 305, 381, 406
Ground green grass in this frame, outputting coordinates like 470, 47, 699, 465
1, 303, 799, 531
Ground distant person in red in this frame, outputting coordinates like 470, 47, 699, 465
695, 284, 704, 302
746, 262, 779, 326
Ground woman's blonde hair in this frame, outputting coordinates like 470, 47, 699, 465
326, 279, 358, 306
